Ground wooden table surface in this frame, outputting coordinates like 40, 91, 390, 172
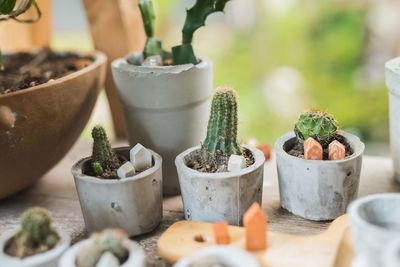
0, 140, 399, 266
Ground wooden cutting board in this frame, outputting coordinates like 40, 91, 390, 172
158, 215, 353, 267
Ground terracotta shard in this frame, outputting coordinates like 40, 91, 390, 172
329, 140, 346, 160
304, 137, 323, 160
213, 221, 230, 245
243, 202, 268, 251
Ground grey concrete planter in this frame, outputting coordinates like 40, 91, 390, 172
348, 193, 400, 267
111, 52, 213, 195
59, 238, 145, 267
275, 131, 364, 221
175, 145, 265, 226
0, 229, 70, 267
71, 147, 162, 236
385, 57, 400, 183
382, 238, 400, 267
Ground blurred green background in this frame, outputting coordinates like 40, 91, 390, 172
52, 0, 400, 155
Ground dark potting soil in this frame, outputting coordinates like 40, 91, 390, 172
186, 148, 255, 173
287, 135, 353, 160
5, 235, 59, 259
0, 48, 94, 95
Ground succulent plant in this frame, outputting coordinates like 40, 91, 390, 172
76, 245, 104, 267
172, 0, 231, 65
201, 87, 242, 160
139, 0, 162, 59
91, 125, 114, 175
294, 110, 338, 147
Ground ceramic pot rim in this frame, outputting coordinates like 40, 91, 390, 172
175, 144, 265, 179
71, 146, 162, 184
274, 130, 364, 164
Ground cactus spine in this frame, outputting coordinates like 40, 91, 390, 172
172, 0, 231, 65
201, 87, 242, 159
294, 110, 338, 147
139, 0, 162, 59
91, 126, 114, 175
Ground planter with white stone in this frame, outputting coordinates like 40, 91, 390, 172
275, 131, 364, 221
71, 146, 162, 236
111, 52, 212, 196
175, 145, 265, 226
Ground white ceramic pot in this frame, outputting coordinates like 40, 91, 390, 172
175, 145, 265, 226
111, 52, 213, 196
348, 193, 400, 267
382, 238, 400, 267
385, 57, 400, 183
71, 147, 162, 236
0, 229, 70, 267
173, 245, 260, 267
58, 238, 145, 267
275, 131, 364, 221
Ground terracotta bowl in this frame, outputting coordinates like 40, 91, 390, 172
0, 51, 107, 199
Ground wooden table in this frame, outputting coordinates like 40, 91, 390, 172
0, 140, 399, 266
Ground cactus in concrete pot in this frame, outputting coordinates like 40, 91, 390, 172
91, 125, 118, 176
294, 110, 338, 147
139, 0, 162, 59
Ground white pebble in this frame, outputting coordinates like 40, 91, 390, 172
117, 161, 136, 179
142, 55, 162, 67
228, 155, 246, 172
95, 251, 119, 267
130, 143, 152, 171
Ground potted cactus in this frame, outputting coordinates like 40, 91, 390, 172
59, 229, 145, 267
275, 110, 365, 221
175, 87, 265, 226
111, 0, 231, 195
0, 207, 70, 267
71, 126, 163, 236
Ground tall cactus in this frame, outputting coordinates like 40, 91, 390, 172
201, 87, 242, 160
172, 0, 231, 65
91, 125, 114, 175
139, 0, 162, 59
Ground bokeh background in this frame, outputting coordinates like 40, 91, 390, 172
52, 0, 400, 155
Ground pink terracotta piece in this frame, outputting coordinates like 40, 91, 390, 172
329, 140, 346, 160
304, 137, 323, 160
243, 202, 268, 251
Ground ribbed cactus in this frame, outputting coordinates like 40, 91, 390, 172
139, 0, 163, 59
172, 0, 231, 65
201, 87, 242, 160
294, 110, 338, 147
91, 126, 113, 175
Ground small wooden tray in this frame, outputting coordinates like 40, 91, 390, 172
158, 215, 353, 267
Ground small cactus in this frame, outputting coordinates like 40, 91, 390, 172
201, 87, 242, 160
76, 245, 103, 267
294, 110, 338, 147
139, 0, 163, 59
91, 126, 114, 175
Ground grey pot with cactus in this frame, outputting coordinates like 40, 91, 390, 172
175, 87, 265, 226
274, 110, 365, 221
111, 0, 232, 196
0, 207, 70, 267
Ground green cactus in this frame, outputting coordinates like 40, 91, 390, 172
91, 126, 114, 175
172, 0, 231, 65
294, 110, 339, 147
139, 0, 162, 59
201, 87, 242, 160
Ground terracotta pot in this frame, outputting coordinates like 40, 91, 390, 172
0, 51, 107, 199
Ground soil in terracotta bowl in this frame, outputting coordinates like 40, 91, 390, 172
285, 135, 354, 160
185, 148, 255, 173
0, 48, 94, 95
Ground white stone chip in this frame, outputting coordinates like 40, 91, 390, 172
130, 143, 152, 171
117, 161, 136, 179
142, 55, 162, 67
228, 155, 246, 172
95, 251, 120, 267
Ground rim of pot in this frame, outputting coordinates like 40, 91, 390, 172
175, 145, 265, 178
347, 193, 400, 234
0, 229, 70, 264
0, 51, 107, 99
71, 146, 162, 184
274, 130, 364, 164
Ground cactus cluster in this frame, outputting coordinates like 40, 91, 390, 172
294, 110, 338, 147
201, 87, 242, 161
91, 125, 115, 176
13, 207, 59, 258
139, 0, 162, 59
76, 229, 129, 267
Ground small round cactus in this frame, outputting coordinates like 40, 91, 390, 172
294, 110, 338, 147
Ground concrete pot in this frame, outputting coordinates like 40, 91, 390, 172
382, 238, 400, 267
58, 238, 145, 267
71, 147, 163, 236
173, 246, 260, 267
0, 51, 107, 199
275, 131, 364, 221
348, 193, 400, 267
111, 52, 213, 195
175, 145, 265, 226
0, 229, 70, 267
385, 57, 400, 183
